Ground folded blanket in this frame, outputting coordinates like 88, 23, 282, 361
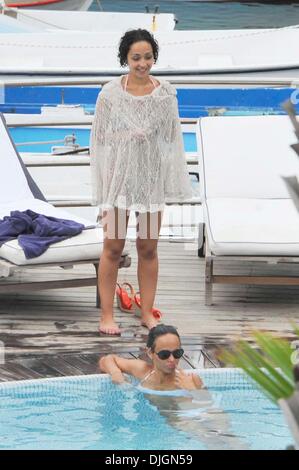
0, 210, 84, 259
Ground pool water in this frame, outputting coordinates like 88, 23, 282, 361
0, 369, 292, 450
10, 127, 197, 154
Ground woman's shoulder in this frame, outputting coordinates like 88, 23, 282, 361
159, 79, 177, 96
99, 77, 121, 98
132, 360, 152, 379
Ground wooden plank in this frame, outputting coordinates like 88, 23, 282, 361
211, 255, 299, 264
213, 275, 299, 286
0, 277, 98, 293
37, 357, 85, 376
1, 347, 218, 381
0, 256, 130, 290
17, 361, 65, 378
0, 363, 42, 381
0, 368, 22, 382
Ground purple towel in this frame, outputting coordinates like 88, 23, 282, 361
0, 210, 84, 259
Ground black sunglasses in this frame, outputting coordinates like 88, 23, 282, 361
155, 348, 184, 360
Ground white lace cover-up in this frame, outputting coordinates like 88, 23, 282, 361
90, 75, 193, 213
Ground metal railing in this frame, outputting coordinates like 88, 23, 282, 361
0, 76, 296, 87
5, 115, 197, 127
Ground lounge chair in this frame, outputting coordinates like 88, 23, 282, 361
197, 115, 299, 305
0, 113, 131, 303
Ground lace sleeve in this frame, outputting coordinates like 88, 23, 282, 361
90, 93, 112, 147
162, 81, 180, 143
170, 95, 181, 143
89, 92, 112, 207
162, 83, 194, 202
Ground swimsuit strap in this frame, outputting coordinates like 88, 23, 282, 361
124, 75, 157, 92
124, 74, 129, 91
139, 369, 155, 386
149, 76, 157, 88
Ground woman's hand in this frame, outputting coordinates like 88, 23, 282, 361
175, 369, 203, 390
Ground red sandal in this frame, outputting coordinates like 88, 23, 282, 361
133, 291, 162, 320
115, 282, 136, 313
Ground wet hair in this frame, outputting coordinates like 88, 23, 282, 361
118, 29, 159, 67
147, 324, 180, 352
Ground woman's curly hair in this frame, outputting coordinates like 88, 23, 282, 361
118, 29, 159, 67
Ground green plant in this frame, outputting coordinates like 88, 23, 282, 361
221, 325, 299, 404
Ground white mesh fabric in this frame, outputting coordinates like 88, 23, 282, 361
90, 76, 193, 213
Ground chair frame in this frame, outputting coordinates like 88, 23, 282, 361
205, 235, 299, 306
0, 256, 131, 307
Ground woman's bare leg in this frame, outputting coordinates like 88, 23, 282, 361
135, 211, 163, 329
98, 207, 129, 334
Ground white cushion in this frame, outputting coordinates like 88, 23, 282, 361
0, 226, 104, 266
0, 120, 34, 203
205, 198, 299, 256
199, 115, 299, 200
0, 198, 107, 265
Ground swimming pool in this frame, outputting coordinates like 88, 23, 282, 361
10, 127, 197, 154
0, 369, 292, 450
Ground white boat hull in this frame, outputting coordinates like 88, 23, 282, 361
4, 0, 93, 11
0, 28, 299, 79
8, 9, 176, 32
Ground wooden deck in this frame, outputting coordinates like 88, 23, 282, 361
1, 241, 299, 382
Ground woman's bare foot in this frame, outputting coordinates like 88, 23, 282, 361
99, 317, 121, 336
141, 313, 159, 330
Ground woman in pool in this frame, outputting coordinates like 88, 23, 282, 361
100, 324, 247, 449
90, 29, 192, 335
99, 324, 203, 391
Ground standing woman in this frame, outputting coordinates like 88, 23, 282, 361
90, 29, 192, 335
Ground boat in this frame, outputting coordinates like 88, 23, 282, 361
0, 14, 299, 80
2, 0, 93, 11
2, 8, 176, 32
